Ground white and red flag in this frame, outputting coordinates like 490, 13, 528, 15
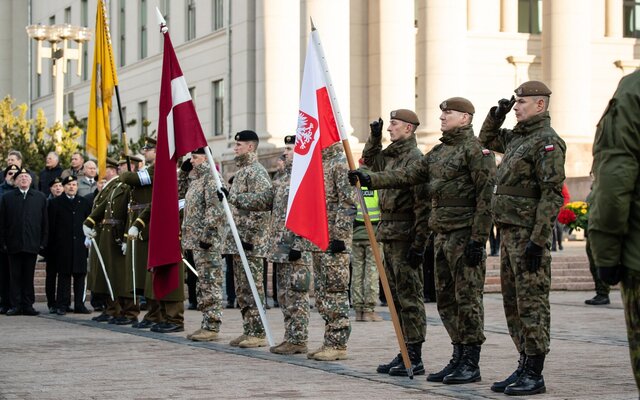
148, 27, 207, 299
285, 33, 342, 250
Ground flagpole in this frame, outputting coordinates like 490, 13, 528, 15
203, 147, 274, 347
309, 20, 414, 379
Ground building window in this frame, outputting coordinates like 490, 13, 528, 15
64, 92, 74, 117
189, 86, 196, 106
119, 0, 126, 67
64, 7, 72, 88
139, 0, 147, 59
139, 101, 148, 136
64, 7, 71, 23
160, 0, 170, 28
518, 0, 542, 34
213, 0, 224, 31
212, 80, 224, 137
624, 1, 640, 37
186, 0, 196, 40
81, 0, 89, 80
49, 15, 55, 94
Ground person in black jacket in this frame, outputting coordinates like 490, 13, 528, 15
38, 152, 63, 197
0, 168, 48, 316
0, 165, 19, 314
47, 176, 92, 315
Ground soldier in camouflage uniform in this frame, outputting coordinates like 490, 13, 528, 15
352, 109, 429, 376
229, 135, 312, 355
305, 142, 356, 362
479, 81, 566, 396
589, 70, 640, 394
353, 103, 495, 383
179, 147, 225, 342
222, 130, 272, 348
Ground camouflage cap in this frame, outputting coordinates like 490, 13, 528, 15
390, 109, 420, 126
234, 130, 259, 142
439, 97, 475, 115
515, 80, 552, 97
61, 175, 77, 185
284, 135, 296, 145
49, 176, 63, 187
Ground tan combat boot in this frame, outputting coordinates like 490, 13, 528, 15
229, 334, 249, 347
362, 311, 383, 322
187, 328, 203, 340
312, 346, 348, 361
238, 336, 268, 348
307, 345, 326, 359
270, 342, 308, 355
190, 329, 219, 342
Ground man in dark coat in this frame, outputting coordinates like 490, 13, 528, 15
0, 168, 48, 315
0, 165, 19, 314
47, 176, 92, 315
38, 152, 63, 196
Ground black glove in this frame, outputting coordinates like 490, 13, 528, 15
598, 265, 623, 286
217, 187, 229, 202
406, 247, 424, 269
329, 240, 346, 254
241, 241, 254, 251
288, 249, 302, 262
464, 240, 485, 267
524, 240, 543, 272
198, 241, 212, 250
370, 118, 383, 137
180, 159, 193, 172
493, 96, 516, 119
347, 170, 371, 187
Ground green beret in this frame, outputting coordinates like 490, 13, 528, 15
439, 97, 475, 115
390, 109, 420, 126
515, 81, 552, 97
62, 175, 77, 185
49, 177, 63, 187
235, 130, 259, 142
284, 135, 296, 145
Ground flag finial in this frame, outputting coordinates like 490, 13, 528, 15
155, 7, 168, 33
310, 17, 316, 31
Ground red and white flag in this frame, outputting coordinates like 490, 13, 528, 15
285, 33, 342, 250
148, 28, 207, 299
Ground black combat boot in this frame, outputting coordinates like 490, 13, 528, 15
443, 344, 481, 384
491, 352, 526, 392
389, 343, 425, 376
376, 352, 402, 374
504, 354, 546, 396
427, 343, 462, 382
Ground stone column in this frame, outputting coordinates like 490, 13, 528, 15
605, 0, 623, 38
468, 0, 500, 32
500, 0, 518, 33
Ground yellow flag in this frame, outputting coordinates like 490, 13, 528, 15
87, 0, 117, 179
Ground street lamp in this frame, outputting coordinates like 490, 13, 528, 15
26, 23, 92, 138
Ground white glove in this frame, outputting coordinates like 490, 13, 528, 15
83, 225, 96, 238
121, 242, 127, 255
84, 237, 92, 248
128, 226, 140, 239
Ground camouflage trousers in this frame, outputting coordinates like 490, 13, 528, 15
233, 255, 265, 337
350, 240, 381, 313
275, 260, 311, 345
499, 225, 551, 355
621, 268, 640, 392
383, 240, 426, 344
193, 249, 223, 332
434, 228, 486, 345
586, 238, 610, 296
312, 252, 351, 349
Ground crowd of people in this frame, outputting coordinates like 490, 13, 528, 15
0, 76, 638, 397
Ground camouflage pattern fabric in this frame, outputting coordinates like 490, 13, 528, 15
350, 238, 381, 313
499, 225, 551, 355
621, 269, 640, 392
233, 254, 266, 337
434, 228, 486, 345
194, 249, 223, 332
313, 252, 351, 349
382, 241, 426, 343
275, 261, 311, 345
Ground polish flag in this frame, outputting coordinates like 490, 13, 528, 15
285, 33, 342, 250
148, 28, 207, 299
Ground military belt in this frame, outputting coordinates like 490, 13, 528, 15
380, 213, 414, 221
432, 198, 476, 208
494, 185, 541, 199
102, 219, 123, 225
129, 203, 150, 211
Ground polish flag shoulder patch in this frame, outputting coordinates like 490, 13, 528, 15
482, 149, 491, 156
544, 144, 555, 152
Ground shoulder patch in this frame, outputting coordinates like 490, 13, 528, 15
482, 149, 491, 156
544, 144, 555, 152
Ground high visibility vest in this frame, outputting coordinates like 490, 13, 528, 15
356, 187, 380, 222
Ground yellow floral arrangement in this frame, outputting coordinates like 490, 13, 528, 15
557, 201, 589, 231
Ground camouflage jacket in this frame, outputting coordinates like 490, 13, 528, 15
479, 111, 566, 246
589, 70, 640, 272
222, 152, 272, 257
363, 134, 430, 248
230, 162, 312, 264
119, 165, 154, 241
182, 163, 224, 252
367, 126, 495, 242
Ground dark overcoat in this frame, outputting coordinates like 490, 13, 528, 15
47, 194, 92, 274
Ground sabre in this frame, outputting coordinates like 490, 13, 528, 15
131, 239, 137, 305
82, 274, 87, 302
91, 237, 114, 301
182, 257, 199, 277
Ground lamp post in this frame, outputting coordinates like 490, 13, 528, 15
26, 23, 91, 139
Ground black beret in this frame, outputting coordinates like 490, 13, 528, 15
390, 109, 420, 126
49, 177, 63, 187
234, 130, 259, 142
192, 147, 208, 155
284, 135, 296, 145
16, 168, 30, 177
62, 176, 77, 185
4, 165, 20, 176
440, 97, 475, 115
515, 81, 552, 97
